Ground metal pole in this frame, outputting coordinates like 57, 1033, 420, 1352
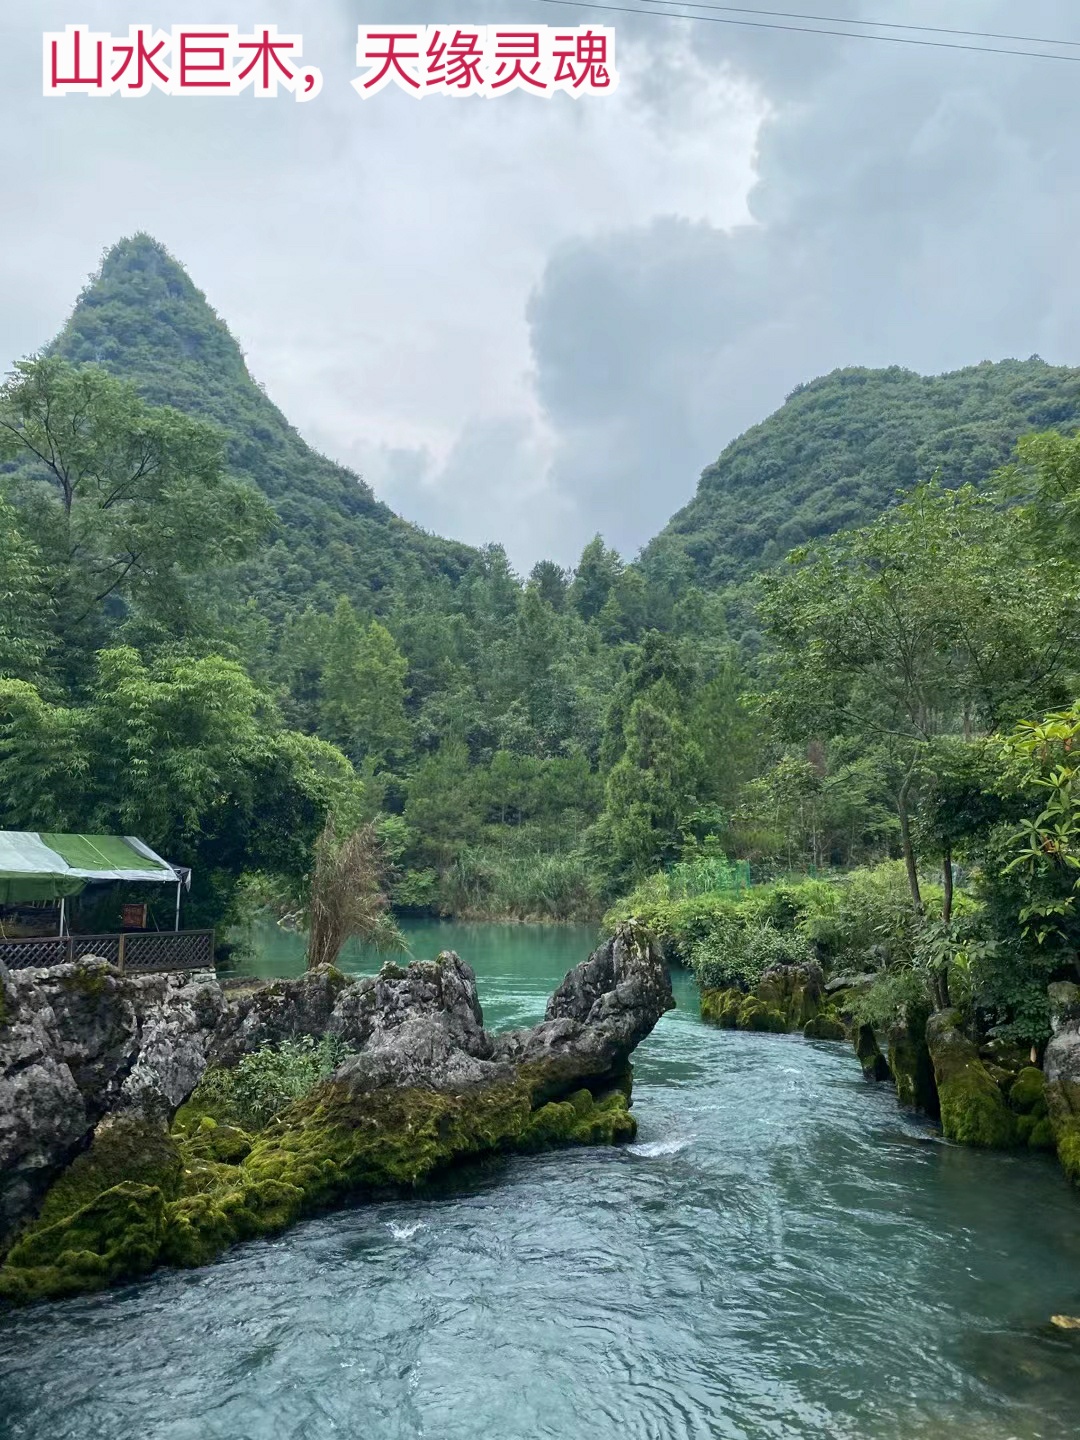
175, 879, 181, 932
58, 896, 65, 936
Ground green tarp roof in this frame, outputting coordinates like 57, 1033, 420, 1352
0, 832, 180, 904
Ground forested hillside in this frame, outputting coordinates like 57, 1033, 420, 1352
50, 235, 478, 627
648, 360, 1080, 586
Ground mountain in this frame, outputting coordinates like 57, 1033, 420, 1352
49, 234, 477, 624
646, 359, 1080, 587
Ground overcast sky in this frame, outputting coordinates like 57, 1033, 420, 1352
2, 2, 1078, 569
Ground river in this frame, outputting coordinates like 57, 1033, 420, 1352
3, 920, 1080, 1439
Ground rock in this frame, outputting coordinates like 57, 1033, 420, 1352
854, 1024, 891, 1082
1043, 991, 1080, 1185
803, 1012, 846, 1042
700, 962, 825, 1035
699, 987, 786, 1033
825, 971, 876, 994
887, 1005, 939, 1116
755, 962, 825, 1030
0, 958, 224, 1253
0, 922, 673, 1302
1048, 982, 1080, 1032
926, 1010, 1017, 1149
1008, 1066, 1047, 1115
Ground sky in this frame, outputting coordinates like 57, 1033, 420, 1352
1, 2, 1078, 570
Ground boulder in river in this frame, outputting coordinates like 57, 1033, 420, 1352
854, 1024, 891, 1083
926, 1010, 1017, 1149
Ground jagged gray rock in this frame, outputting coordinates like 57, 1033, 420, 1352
0, 924, 674, 1255
0, 958, 224, 1249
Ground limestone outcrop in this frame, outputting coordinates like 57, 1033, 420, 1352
0, 922, 673, 1303
0, 957, 224, 1251
1044, 981, 1080, 1184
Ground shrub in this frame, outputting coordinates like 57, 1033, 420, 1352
193, 1036, 352, 1131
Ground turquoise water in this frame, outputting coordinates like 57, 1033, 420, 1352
4, 922, 1080, 1439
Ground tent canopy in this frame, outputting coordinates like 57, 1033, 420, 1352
0, 832, 180, 904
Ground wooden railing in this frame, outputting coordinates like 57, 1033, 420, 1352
0, 930, 215, 974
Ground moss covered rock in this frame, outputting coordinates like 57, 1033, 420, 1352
926, 1010, 1017, 1149
854, 1025, 891, 1083
803, 1011, 846, 1042
0, 1182, 167, 1303
699, 988, 786, 1032
887, 1006, 938, 1116
1008, 1066, 1047, 1116
755, 963, 825, 1030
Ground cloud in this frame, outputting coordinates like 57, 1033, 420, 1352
2, 1, 1078, 569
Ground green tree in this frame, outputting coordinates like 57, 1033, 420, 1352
0, 496, 49, 681
569, 536, 623, 623
0, 356, 272, 665
594, 688, 705, 885
319, 599, 411, 769
760, 481, 1078, 909
0, 646, 361, 926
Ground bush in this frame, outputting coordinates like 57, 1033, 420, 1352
690, 921, 814, 992
193, 1036, 351, 1131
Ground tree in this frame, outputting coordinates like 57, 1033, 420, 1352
0, 496, 49, 681
569, 535, 623, 622
0, 646, 362, 926
527, 559, 569, 611
594, 688, 705, 885
319, 599, 411, 769
759, 481, 1079, 910
0, 357, 272, 665
305, 819, 402, 969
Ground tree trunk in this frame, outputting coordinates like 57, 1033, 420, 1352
942, 842, 954, 926
897, 767, 923, 913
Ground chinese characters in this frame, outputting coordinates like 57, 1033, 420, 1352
43, 24, 323, 99
42, 23, 617, 100
353, 25, 617, 97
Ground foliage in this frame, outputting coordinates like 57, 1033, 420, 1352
649, 359, 1080, 587
0, 648, 361, 928
306, 819, 403, 969
183, 1035, 352, 1131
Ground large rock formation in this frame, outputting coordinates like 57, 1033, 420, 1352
700, 962, 844, 1039
0, 923, 673, 1303
926, 1010, 1017, 1148
0, 957, 224, 1250
1044, 981, 1080, 1184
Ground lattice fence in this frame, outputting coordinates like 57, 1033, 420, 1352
0, 930, 215, 973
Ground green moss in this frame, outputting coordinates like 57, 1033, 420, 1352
1056, 1122, 1080, 1184
36, 1117, 182, 1230
1015, 1114, 1057, 1152
1008, 1067, 1047, 1115
700, 987, 741, 1026
854, 1024, 891, 1082
887, 1008, 938, 1115
699, 987, 786, 1032
0, 1062, 639, 1303
58, 961, 118, 999
803, 1011, 846, 1042
927, 1011, 1017, 1150
0, 1182, 167, 1304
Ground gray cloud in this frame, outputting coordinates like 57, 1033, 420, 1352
1, 2, 1078, 569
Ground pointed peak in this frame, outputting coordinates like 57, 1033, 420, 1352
87, 232, 203, 305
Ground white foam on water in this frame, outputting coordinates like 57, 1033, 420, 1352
386, 1220, 426, 1241
627, 1136, 691, 1158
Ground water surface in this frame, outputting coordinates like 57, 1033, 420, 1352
3, 922, 1080, 1439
